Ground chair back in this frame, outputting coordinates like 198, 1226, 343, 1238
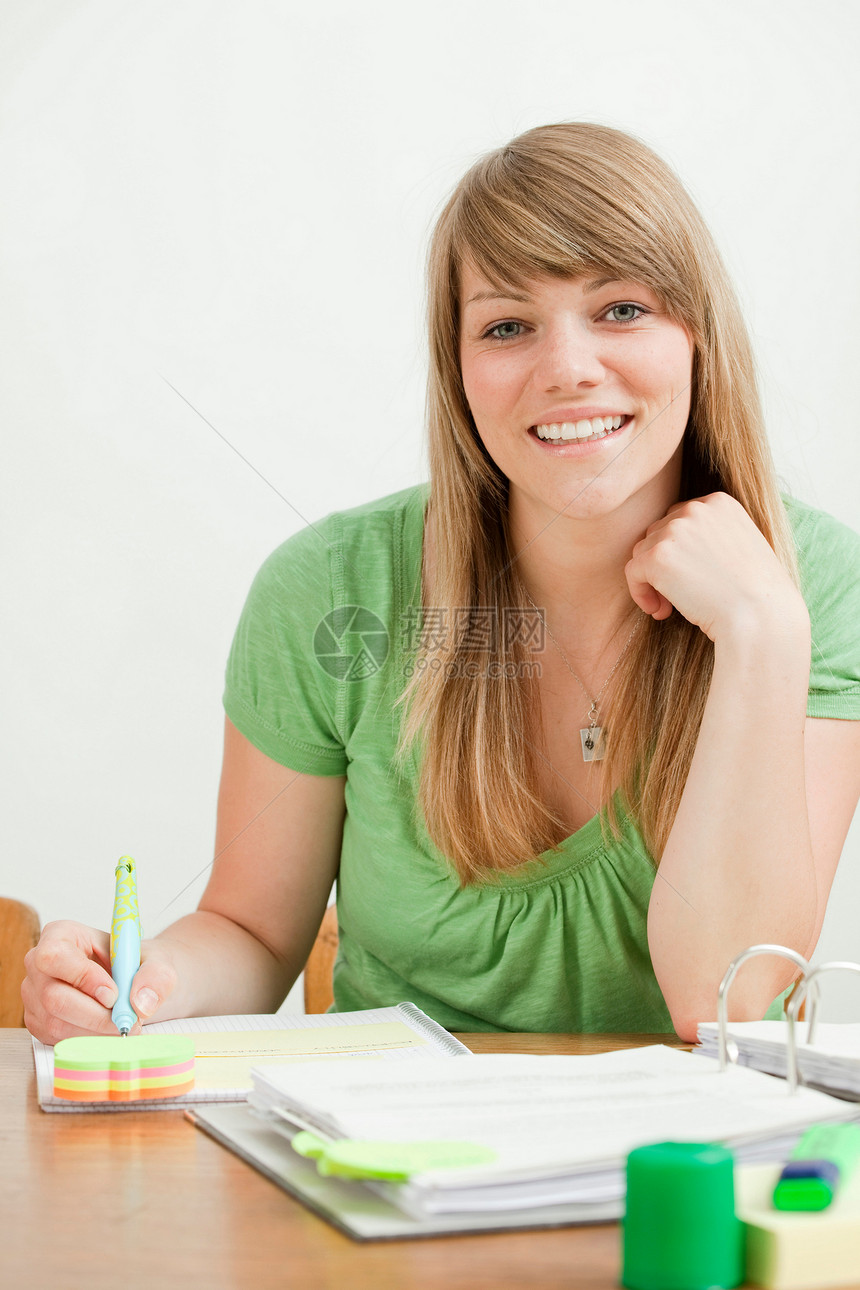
303, 903, 338, 1014
0, 898, 40, 1026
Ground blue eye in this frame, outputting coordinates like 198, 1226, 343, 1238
606, 303, 647, 324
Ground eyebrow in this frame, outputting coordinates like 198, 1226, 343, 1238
464, 277, 622, 306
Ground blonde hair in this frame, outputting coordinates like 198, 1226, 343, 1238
395, 122, 797, 884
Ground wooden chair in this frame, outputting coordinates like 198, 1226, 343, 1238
0, 898, 40, 1026
303, 903, 338, 1014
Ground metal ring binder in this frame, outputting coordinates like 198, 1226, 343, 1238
785, 961, 860, 1095
716, 944, 810, 1073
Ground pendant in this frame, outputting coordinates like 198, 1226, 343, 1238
580, 726, 606, 763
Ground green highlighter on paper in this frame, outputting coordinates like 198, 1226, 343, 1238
773, 1123, 860, 1211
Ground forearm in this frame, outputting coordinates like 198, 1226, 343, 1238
140, 909, 296, 1023
648, 603, 814, 1039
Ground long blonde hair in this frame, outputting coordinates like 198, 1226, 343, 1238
395, 122, 797, 884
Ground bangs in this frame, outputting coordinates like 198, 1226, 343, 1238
447, 136, 694, 316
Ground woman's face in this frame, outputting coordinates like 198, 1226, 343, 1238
458, 263, 695, 529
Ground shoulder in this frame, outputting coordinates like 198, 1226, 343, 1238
783, 495, 860, 573
782, 496, 860, 718
782, 494, 860, 628
256, 483, 429, 590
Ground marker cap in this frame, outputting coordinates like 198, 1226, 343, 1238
622, 1141, 743, 1290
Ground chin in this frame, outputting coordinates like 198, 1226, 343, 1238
539, 483, 630, 524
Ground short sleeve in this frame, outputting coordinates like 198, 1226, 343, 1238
223, 518, 349, 774
786, 499, 860, 719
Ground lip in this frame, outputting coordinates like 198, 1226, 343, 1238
528, 407, 631, 428
527, 414, 633, 454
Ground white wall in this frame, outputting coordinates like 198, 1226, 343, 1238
3, 0, 858, 1018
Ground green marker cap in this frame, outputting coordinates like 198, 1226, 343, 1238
622, 1142, 743, 1290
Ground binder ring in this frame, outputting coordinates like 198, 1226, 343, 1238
785, 961, 860, 1095
717, 944, 810, 1073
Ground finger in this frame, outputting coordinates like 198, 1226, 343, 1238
130, 945, 178, 1023
641, 513, 674, 540
625, 562, 673, 620
28, 923, 117, 1007
633, 585, 673, 620
641, 497, 700, 538
22, 964, 125, 1043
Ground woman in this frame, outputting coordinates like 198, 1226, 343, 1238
24, 123, 860, 1044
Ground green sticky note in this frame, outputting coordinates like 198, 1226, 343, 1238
291, 1135, 496, 1181
53, 1035, 195, 1071
290, 1131, 330, 1160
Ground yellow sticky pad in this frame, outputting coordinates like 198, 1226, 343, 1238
53, 1036, 195, 1102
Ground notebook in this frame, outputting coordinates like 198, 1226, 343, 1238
696, 1021, 860, 1100
189, 1045, 860, 1237
32, 1003, 469, 1112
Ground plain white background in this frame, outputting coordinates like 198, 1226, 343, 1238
2, 1, 858, 1017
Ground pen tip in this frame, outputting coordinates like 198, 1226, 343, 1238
120, 1028, 129, 1038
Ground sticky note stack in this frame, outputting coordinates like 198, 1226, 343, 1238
53, 1036, 195, 1102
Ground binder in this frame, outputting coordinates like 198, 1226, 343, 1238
696, 943, 860, 1100
188, 1044, 860, 1239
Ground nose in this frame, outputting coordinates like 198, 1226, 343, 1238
536, 318, 605, 392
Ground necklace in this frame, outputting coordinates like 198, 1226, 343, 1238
524, 591, 643, 763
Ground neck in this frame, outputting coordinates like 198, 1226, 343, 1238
506, 485, 672, 661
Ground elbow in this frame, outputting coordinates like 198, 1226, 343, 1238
668, 1014, 703, 1045
662, 972, 798, 1046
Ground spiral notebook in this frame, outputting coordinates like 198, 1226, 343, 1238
32, 1003, 470, 1113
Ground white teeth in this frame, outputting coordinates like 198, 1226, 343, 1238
534, 414, 626, 441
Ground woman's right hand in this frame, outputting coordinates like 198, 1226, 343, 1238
22, 920, 177, 1044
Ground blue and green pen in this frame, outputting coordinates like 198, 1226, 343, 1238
773, 1122, 860, 1211
110, 856, 142, 1036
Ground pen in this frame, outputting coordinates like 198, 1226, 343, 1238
773, 1122, 860, 1211
110, 856, 142, 1036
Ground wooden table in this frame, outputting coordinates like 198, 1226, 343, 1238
0, 1027, 833, 1290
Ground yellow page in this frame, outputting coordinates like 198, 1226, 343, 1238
190, 1022, 430, 1092
194, 1051, 380, 1091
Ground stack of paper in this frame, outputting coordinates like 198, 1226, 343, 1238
696, 1022, 860, 1100
247, 1046, 860, 1220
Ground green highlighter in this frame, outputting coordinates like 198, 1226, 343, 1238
773, 1123, 860, 1211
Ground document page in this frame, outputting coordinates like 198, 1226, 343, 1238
252, 1046, 860, 1186
695, 1021, 860, 1098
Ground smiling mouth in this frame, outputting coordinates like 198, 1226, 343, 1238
529, 414, 631, 443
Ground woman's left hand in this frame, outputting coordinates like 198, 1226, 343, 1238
624, 492, 806, 642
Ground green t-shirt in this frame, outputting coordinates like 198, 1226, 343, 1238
223, 486, 860, 1033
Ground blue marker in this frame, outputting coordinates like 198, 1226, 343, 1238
110, 856, 142, 1036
